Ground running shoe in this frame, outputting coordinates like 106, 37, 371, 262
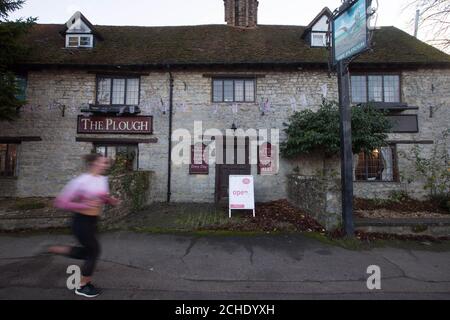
75, 283, 101, 298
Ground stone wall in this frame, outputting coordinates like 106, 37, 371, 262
0, 70, 168, 202
0, 68, 449, 202
356, 219, 450, 237
167, 71, 338, 203
0, 70, 95, 197
287, 175, 342, 230
387, 69, 449, 200
0, 171, 153, 231
102, 171, 153, 224
354, 181, 406, 200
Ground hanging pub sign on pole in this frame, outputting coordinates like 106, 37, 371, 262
332, 0, 371, 65
331, 0, 373, 237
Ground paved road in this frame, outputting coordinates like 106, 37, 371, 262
0, 232, 449, 300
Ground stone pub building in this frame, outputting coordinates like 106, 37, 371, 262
1, 1, 449, 208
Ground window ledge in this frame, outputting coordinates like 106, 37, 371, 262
203, 74, 265, 78
0, 176, 18, 180
81, 105, 141, 115
357, 102, 416, 111
212, 101, 256, 104
354, 181, 401, 184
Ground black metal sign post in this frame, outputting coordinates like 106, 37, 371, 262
332, 0, 374, 236
337, 60, 355, 236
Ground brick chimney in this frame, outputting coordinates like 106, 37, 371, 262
224, 0, 259, 28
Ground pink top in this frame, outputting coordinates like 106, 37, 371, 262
54, 173, 114, 212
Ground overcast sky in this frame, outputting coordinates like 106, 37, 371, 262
9, 0, 425, 39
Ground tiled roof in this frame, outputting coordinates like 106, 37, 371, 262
18, 24, 450, 68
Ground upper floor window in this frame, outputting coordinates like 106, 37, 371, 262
0, 144, 18, 177
311, 32, 327, 47
351, 74, 400, 104
96, 76, 140, 106
66, 34, 93, 48
213, 78, 255, 103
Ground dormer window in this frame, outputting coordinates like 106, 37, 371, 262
311, 32, 327, 47
63, 11, 102, 49
302, 7, 332, 48
66, 35, 93, 48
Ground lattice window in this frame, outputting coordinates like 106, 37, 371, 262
354, 146, 398, 182
95, 144, 138, 171
96, 76, 140, 106
351, 76, 367, 103
351, 75, 401, 104
212, 78, 256, 103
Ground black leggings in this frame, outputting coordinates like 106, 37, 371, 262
68, 213, 101, 277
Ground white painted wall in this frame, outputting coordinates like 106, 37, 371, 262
312, 15, 329, 32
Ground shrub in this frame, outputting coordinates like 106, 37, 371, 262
388, 190, 409, 203
401, 130, 449, 202
281, 99, 391, 158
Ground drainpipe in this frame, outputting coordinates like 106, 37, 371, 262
167, 67, 174, 203
414, 9, 420, 38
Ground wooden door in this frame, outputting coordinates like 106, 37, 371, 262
215, 137, 251, 203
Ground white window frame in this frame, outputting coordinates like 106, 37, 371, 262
311, 32, 327, 47
65, 34, 93, 48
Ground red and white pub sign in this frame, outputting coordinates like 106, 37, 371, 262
77, 116, 153, 134
258, 142, 279, 175
189, 143, 209, 175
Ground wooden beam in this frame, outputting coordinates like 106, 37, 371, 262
388, 140, 434, 145
0, 136, 42, 143
202, 73, 266, 78
87, 70, 150, 76
75, 137, 158, 144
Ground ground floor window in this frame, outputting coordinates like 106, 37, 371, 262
355, 146, 398, 182
0, 144, 18, 177
95, 144, 138, 171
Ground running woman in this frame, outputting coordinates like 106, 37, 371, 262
49, 153, 119, 298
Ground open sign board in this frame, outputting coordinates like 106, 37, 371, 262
229, 175, 255, 218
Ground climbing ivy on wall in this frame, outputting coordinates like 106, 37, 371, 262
109, 154, 150, 212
